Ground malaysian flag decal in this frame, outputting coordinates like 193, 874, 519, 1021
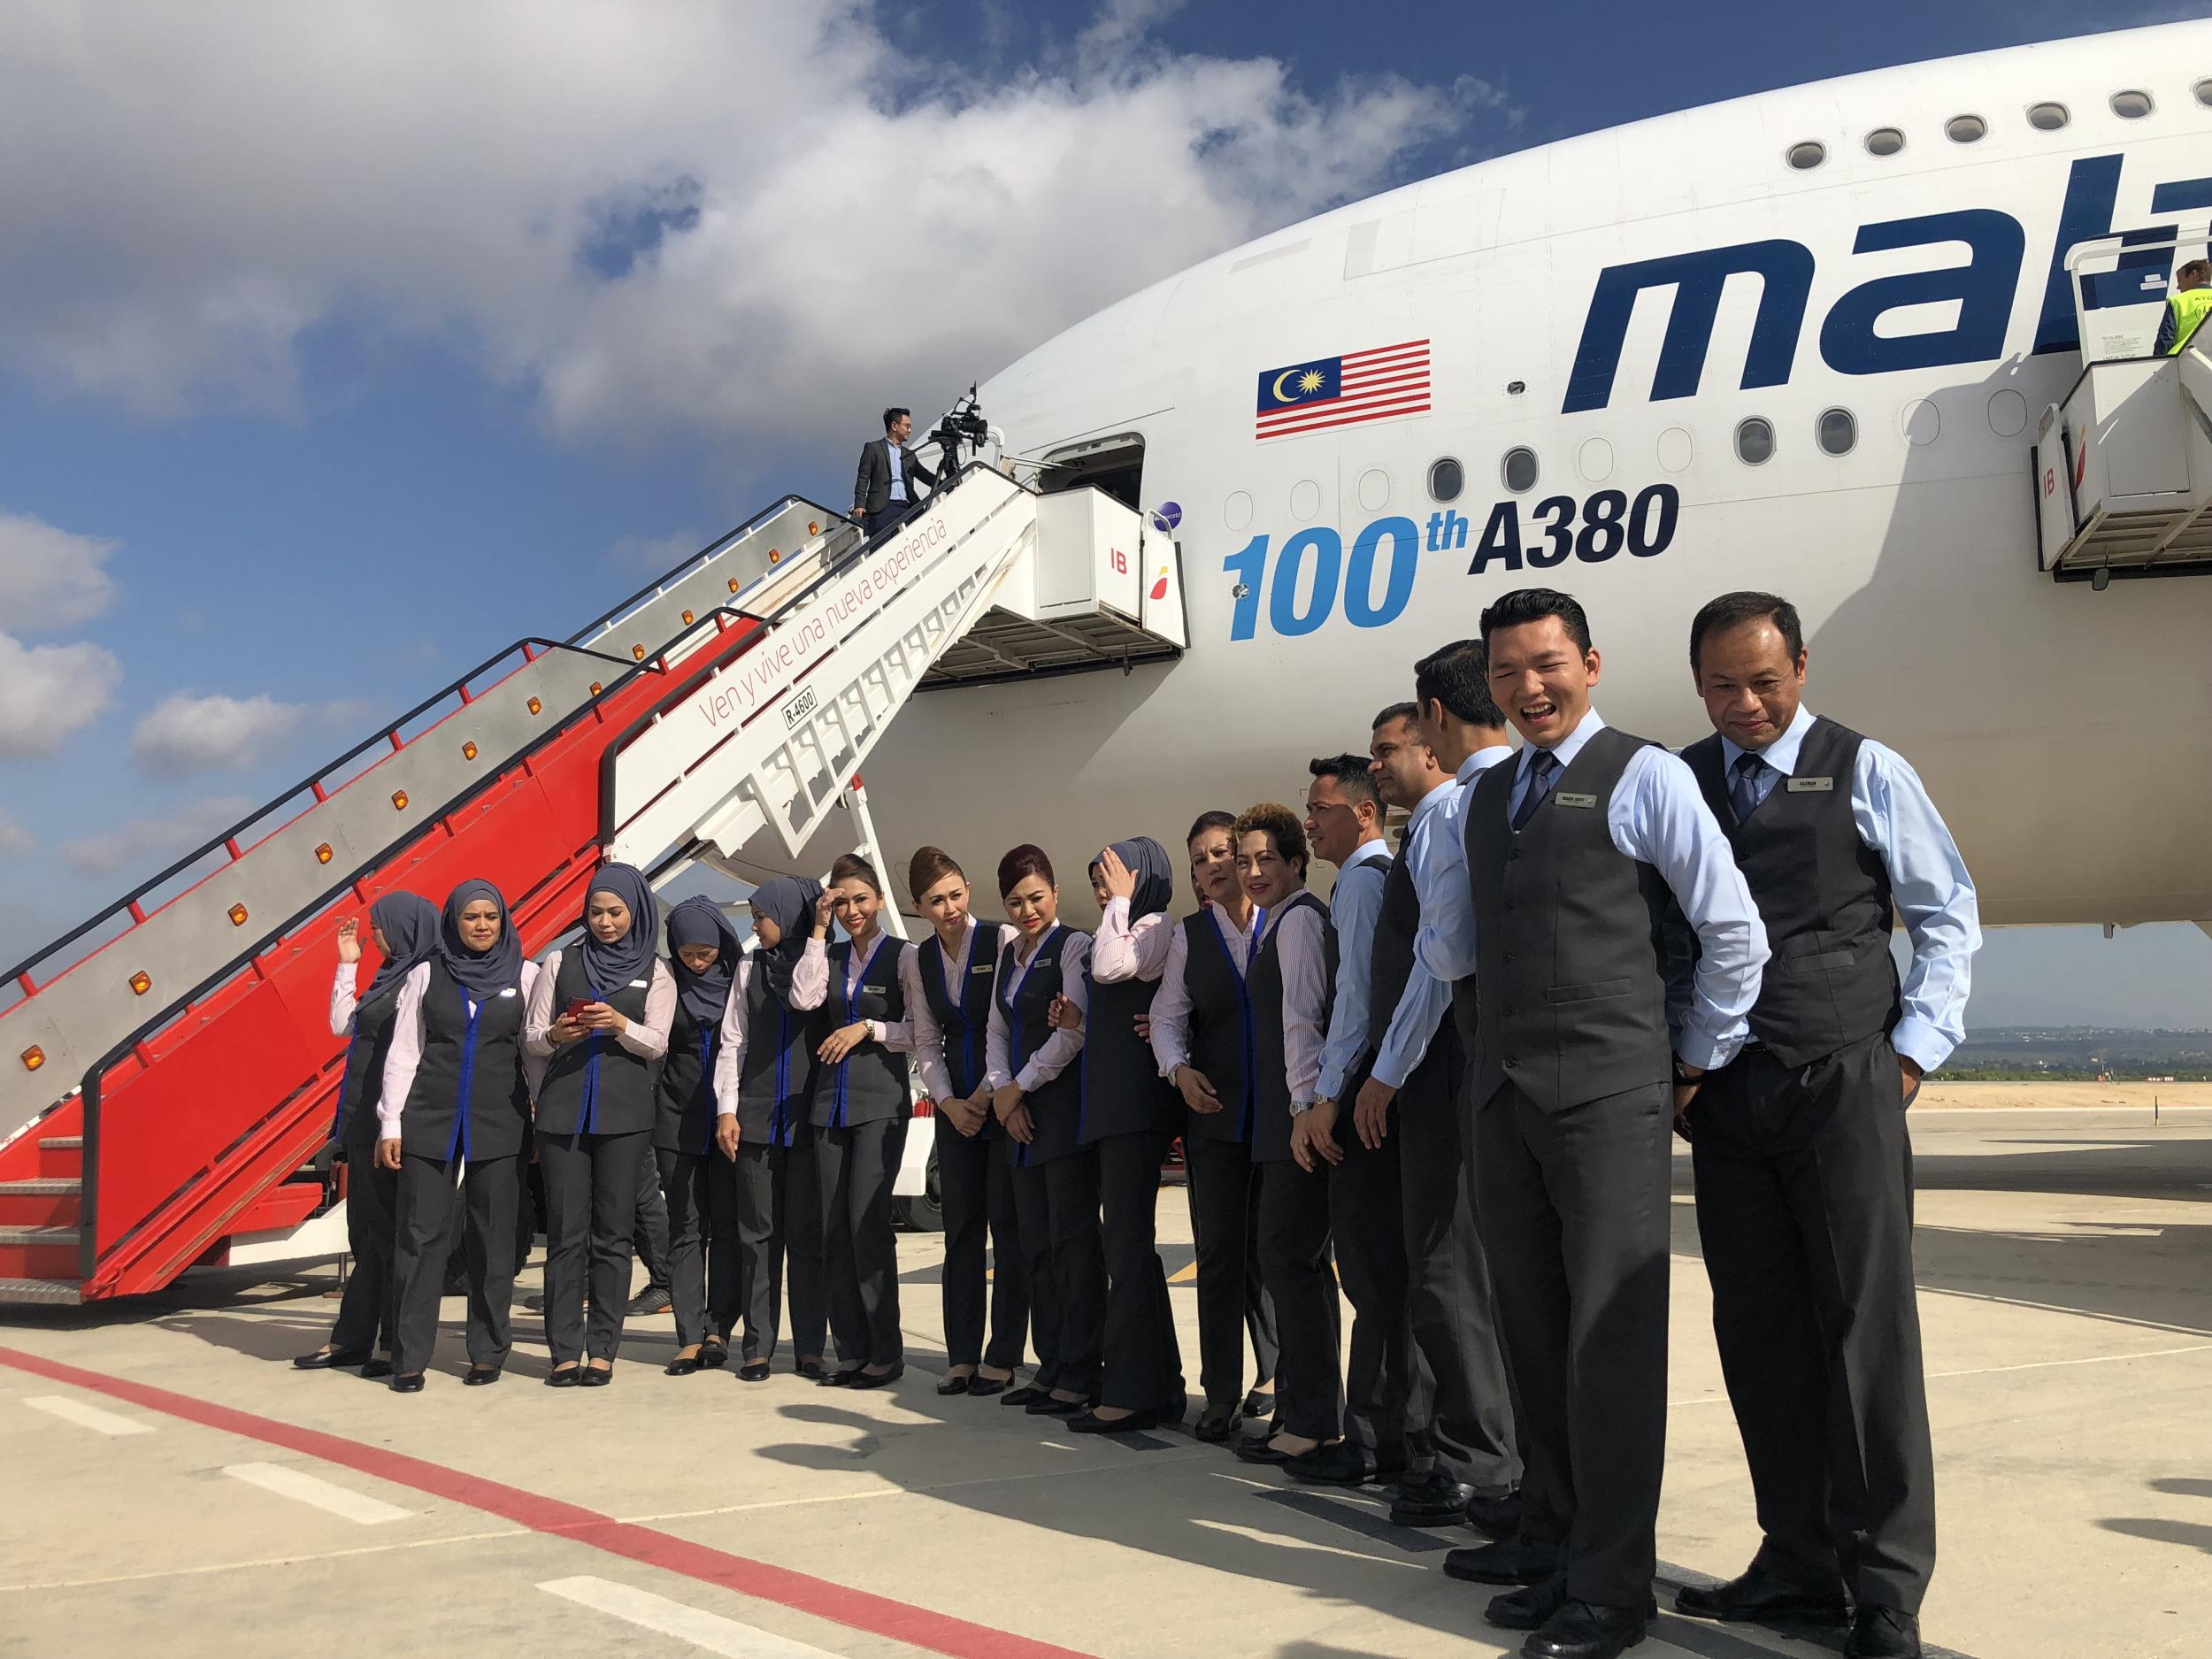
1255, 340, 1431, 441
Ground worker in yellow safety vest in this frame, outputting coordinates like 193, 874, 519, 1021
2156, 258, 2212, 354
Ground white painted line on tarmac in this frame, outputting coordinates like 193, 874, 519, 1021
22, 1394, 153, 1436
1924, 1341, 2212, 1381
222, 1462, 412, 1525
539, 1576, 842, 1657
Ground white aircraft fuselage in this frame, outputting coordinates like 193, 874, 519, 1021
864, 23, 2212, 928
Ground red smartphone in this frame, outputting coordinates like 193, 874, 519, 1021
565, 998, 595, 1020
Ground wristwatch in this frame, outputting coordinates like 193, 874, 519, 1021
1289, 1099, 1317, 1117
1672, 1058, 1706, 1086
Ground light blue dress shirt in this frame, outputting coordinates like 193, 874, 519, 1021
1719, 703, 1979, 1071
1487, 708, 1768, 1071
1316, 841, 1393, 1102
887, 441, 907, 503
1386, 748, 1510, 1087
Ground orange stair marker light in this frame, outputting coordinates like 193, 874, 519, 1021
129, 971, 151, 996
19, 1046, 43, 1072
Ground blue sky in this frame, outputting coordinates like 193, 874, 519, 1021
1, 0, 2208, 1027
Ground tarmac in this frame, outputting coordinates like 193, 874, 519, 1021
4, 1099, 2209, 1659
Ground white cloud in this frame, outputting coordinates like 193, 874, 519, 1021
0, 809, 31, 856
0, 632, 121, 758
59, 795, 255, 878
0, 3, 1495, 450
0, 510, 119, 634
128, 692, 308, 776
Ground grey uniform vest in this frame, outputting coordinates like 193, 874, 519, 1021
656, 995, 721, 1156
1368, 848, 1463, 1093
812, 935, 910, 1129
1079, 933, 1179, 1146
1179, 908, 1258, 1146
1683, 718, 1900, 1068
918, 926, 1000, 1125
996, 926, 1084, 1166
334, 984, 403, 1152
1467, 727, 1674, 1111
1248, 890, 1337, 1164
735, 961, 818, 1147
399, 959, 531, 1161
534, 949, 657, 1136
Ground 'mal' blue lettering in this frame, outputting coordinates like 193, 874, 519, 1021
1563, 241, 1813, 413
1819, 210, 2024, 376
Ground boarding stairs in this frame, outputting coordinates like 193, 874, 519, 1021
2034, 227, 2212, 582
0, 465, 1183, 1304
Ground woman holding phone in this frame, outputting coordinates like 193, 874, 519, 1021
790, 855, 913, 1387
903, 846, 1027, 1398
295, 891, 440, 1378
985, 845, 1101, 1417
525, 863, 675, 1386
655, 895, 745, 1377
377, 879, 541, 1393
713, 875, 830, 1379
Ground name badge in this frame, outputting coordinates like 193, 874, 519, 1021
1786, 776, 1835, 793
1554, 792, 1599, 809
497, 987, 518, 999
969, 964, 995, 976
628, 979, 649, 989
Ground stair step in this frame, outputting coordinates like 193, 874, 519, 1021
37, 1136, 83, 1149
34, 1135, 82, 1178
0, 1225, 78, 1246
0, 1277, 84, 1306
0, 1179, 81, 1194
0, 1178, 80, 1227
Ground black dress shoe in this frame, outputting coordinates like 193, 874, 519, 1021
846, 1363, 904, 1390
1675, 1563, 1849, 1624
294, 1347, 372, 1371
738, 1361, 771, 1383
579, 1364, 613, 1387
937, 1373, 972, 1396
1486, 1572, 1570, 1632
1241, 1386, 1276, 1420
1523, 1598, 1647, 1659
1286, 1440, 1409, 1486
964, 1375, 1010, 1399
1391, 1471, 1477, 1526
665, 1356, 702, 1377
698, 1341, 728, 1370
464, 1363, 502, 1386
524, 1293, 548, 1312
1846, 1608, 1923, 1659
1000, 1384, 1050, 1409
1442, 1537, 1563, 1586
390, 1373, 426, 1394
626, 1285, 673, 1317
360, 1357, 395, 1380
1232, 1435, 1302, 1467
795, 1359, 827, 1382
1025, 1392, 1089, 1417
1067, 1400, 1181, 1434
546, 1365, 580, 1387
822, 1367, 864, 1387
1464, 1487, 1526, 1540
1194, 1402, 1243, 1443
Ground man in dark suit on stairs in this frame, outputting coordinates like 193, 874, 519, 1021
851, 407, 939, 539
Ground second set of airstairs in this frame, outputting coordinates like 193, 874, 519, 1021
0, 463, 1184, 1304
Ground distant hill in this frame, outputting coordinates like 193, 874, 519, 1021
1945, 1027, 2212, 1081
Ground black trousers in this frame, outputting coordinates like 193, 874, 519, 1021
864, 501, 917, 539
1096, 1131, 1183, 1411
1402, 1053, 1520, 1490
391, 1152, 521, 1376
818, 1117, 908, 1368
634, 1148, 671, 1292
1014, 1149, 1106, 1392
1009, 1156, 1063, 1389
1257, 1156, 1341, 1442
538, 1128, 649, 1364
938, 1119, 1030, 1371
1691, 1034, 1935, 1614
658, 1148, 740, 1348
733, 1127, 827, 1364
1475, 1079, 1671, 1608
330, 1141, 399, 1356
1326, 1096, 1414, 1458
1182, 1134, 1279, 1406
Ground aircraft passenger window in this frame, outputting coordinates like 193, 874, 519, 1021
1786, 141, 1826, 171
1944, 114, 1986, 143
1734, 418, 1776, 465
2195, 80, 2212, 109
2027, 101, 2070, 131
1817, 408, 1856, 456
1501, 448, 1540, 493
1428, 457, 1464, 503
1864, 127, 1905, 157
2110, 89, 2154, 119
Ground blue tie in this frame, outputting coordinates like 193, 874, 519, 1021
1511, 750, 1559, 831
1730, 751, 1766, 824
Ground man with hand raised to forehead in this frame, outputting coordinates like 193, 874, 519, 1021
1671, 593, 1977, 1659
1452, 588, 1768, 1659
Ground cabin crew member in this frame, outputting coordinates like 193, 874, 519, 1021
656, 897, 746, 1377
1231, 803, 1343, 1469
1671, 593, 1977, 1659
850, 407, 940, 538
1371, 669, 1525, 1531
296, 893, 440, 1378
904, 847, 1029, 1398
376, 879, 542, 1393
1442, 589, 1768, 1659
526, 864, 675, 1386
1061, 838, 1186, 1433
712, 876, 831, 1379
2156, 257, 2211, 354
986, 845, 1103, 1416
1293, 756, 1409, 1485
791, 856, 913, 1387
1148, 810, 1279, 1441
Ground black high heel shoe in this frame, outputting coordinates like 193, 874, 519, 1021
390, 1373, 426, 1394
546, 1364, 581, 1388
294, 1347, 371, 1371
665, 1355, 702, 1377
936, 1372, 972, 1397
579, 1363, 613, 1388
464, 1363, 502, 1386
698, 1341, 728, 1370
738, 1361, 771, 1382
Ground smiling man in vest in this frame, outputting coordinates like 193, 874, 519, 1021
1672, 591, 1979, 1659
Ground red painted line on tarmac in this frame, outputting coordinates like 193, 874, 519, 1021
0, 1343, 1097, 1659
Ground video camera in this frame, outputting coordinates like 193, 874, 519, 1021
929, 386, 992, 473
